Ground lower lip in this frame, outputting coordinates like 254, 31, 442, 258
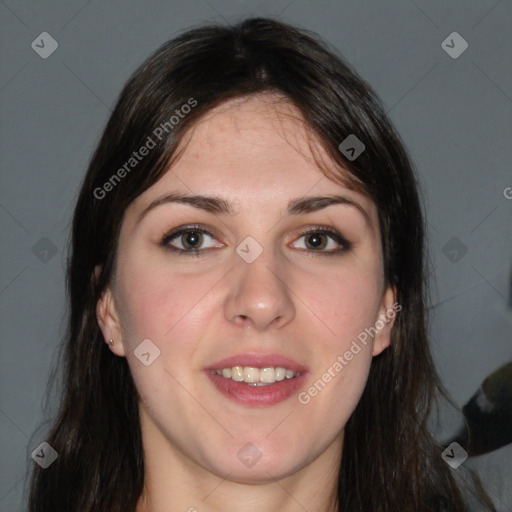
206, 371, 308, 406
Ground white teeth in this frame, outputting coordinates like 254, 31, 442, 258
260, 367, 275, 383
231, 366, 244, 382
211, 365, 300, 384
275, 367, 286, 381
244, 367, 260, 382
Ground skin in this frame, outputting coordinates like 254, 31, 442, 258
96, 93, 396, 512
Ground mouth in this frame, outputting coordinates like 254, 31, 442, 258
205, 354, 308, 406
209, 366, 302, 385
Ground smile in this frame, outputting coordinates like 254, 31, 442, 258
209, 366, 302, 385
205, 352, 308, 406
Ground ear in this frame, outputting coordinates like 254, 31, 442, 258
372, 284, 399, 357
94, 265, 126, 357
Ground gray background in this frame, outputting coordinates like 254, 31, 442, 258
1, 0, 511, 510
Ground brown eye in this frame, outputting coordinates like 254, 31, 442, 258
304, 232, 328, 250
160, 224, 351, 256
160, 225, 222, 255
178, 231, 204, 250
291, 227, 351, 254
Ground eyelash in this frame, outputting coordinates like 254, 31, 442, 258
159, 224, 352, 257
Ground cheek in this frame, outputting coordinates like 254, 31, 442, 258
114, 258, 210, 406
293, 263, 381, 420
116, 255, 208, 344
299, 262, 383, 351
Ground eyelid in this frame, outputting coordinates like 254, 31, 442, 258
159, 223, 352, 255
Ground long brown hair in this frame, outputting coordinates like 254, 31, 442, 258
28, 17, 495, 511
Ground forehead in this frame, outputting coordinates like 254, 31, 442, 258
129, 93, 377, 224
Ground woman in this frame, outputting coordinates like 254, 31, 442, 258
28, 17, 496, 512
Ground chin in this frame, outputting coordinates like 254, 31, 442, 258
215, 458, 303, 485
202, 440, 309, 484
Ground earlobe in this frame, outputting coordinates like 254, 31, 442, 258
95, 281, 126, 357
372, 285, 398, 357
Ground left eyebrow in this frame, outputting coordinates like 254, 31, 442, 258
136, 192, 372, 228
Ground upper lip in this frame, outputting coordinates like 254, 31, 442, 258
205, 352, 308, 372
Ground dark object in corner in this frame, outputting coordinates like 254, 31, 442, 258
450, 362, 512, 456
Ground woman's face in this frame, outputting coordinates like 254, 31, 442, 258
97, 94, 396, 483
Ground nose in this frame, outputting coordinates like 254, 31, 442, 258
224, 247, 296, 332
